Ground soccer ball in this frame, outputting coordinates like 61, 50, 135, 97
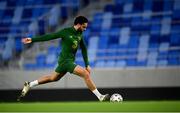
110, 93, 123, 102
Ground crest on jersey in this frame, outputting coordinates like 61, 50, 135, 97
69, 35, 73, 38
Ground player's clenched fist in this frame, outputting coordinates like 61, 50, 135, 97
22, 38, 32, 44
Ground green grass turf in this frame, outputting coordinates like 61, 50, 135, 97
0, 101, 180, 112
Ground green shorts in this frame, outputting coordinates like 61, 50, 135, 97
55, 60, 77, 73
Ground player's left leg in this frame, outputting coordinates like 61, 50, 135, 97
17, 71, 66, 101
73, 65, 109, 101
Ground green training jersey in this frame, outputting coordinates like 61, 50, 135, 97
31, 27, 89, 67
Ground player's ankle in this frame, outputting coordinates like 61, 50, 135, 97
92, 89, 102, 100
29, 80, 38, 88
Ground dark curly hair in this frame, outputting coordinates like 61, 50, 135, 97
74, 16, 88, 25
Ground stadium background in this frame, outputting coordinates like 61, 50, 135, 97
0, 0, 180, 103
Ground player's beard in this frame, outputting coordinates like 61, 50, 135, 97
77, 28, 83, 32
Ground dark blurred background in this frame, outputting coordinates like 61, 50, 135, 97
0, 0, 180, 102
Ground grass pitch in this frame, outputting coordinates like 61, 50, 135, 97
0, 101, 180, 112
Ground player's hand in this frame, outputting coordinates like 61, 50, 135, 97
86, 65, 91, 74
22, 38, 32, 44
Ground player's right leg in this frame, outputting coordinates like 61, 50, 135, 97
73, 65, 109, 101
17, 71, 66, 101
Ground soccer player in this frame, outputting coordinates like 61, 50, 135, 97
18, 16, 109, 101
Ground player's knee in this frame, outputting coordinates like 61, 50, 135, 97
83, 70, 90, 80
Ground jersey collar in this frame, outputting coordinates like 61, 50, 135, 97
72, 26, 82, 34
